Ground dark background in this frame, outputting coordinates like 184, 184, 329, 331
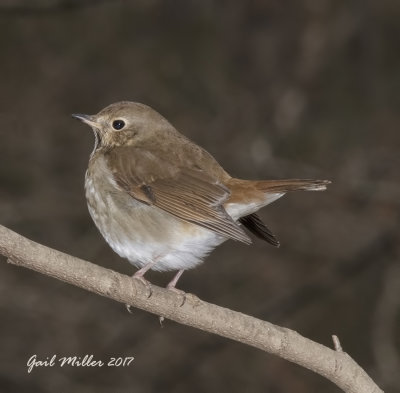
0, 1, 399, 392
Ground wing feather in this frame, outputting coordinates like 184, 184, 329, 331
106, 146, 251, 244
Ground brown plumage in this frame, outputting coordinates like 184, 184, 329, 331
73, 101, 330, 289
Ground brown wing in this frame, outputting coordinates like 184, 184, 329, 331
106, 146, 251, 244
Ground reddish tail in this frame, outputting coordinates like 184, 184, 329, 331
254, 179, 331, 193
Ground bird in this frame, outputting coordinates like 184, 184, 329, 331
73, 101, 330, 291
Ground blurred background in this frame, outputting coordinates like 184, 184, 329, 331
0, 1, 399, 392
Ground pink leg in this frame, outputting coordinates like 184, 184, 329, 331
166, 269, 186, 306
131, 260, 158, 300
158, 270, 187, 322
134, 260, 158, 278
126, 261, 157, 313
167, 269, 185, 289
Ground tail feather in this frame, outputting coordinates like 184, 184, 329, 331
226, 178, 330, 207
228, 178, 330, 246
255, 179, 331, 193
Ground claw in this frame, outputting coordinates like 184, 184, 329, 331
167, 286, 187, 307
133, 275, 153, 298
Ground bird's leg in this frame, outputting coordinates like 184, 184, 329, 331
167, 269, 185, 290
126, 260, 158, 313
134, 260, 157, 279
166, 269, 186, 306
132, 260, 158, 296
159, 270, 187, 324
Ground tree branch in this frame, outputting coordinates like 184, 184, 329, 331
0, 224, 383, 393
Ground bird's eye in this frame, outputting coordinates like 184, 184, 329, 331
112, 119, 125, 130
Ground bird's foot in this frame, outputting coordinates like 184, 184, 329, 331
125, 271, 153, 313
132, 273, 153, 298
157, 285, 186, 325
166, 284, 187, 307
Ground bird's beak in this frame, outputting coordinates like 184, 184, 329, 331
71, 113, 100, 128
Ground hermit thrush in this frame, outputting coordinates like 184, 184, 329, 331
73, 102, 330, 290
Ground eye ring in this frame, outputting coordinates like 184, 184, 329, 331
112, 119, 125, 130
